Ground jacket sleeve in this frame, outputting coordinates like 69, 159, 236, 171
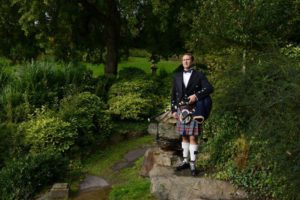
171, 76, 177, 113
195, 72, 213, 100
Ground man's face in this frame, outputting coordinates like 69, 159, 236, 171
182, 55, 192, 70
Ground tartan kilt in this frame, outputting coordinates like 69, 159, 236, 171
176, 106, 201, 136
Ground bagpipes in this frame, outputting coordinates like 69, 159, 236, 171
178, 95, 212, 125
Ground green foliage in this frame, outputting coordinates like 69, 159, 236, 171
19, 107, 77, 154
60, 92, 112, 151
0, 150, 68, 200
0, 1, 40, 61
0, 61, 95, 123
108, 75, 160, 120
183, 0, 300, 52
281, 44, 300, 61
203, 52, 300, 199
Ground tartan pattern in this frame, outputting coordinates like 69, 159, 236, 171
176, 107, 201, 136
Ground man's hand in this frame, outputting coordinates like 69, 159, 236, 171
188, 94, 197, 104
172, 112, 179, 119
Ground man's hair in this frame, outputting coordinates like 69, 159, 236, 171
182, 53, 194, 61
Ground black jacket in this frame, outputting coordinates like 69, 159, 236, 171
171, 70, 213, 113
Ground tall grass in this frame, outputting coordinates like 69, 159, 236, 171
0, 61, 95, 123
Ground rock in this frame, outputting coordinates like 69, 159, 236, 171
141, 147, 248, 200
124, 148, 148, 162
112, 161, 134, 171
79, 175, 109, 192
148, 110, 181, 150
48, 183, 69, 200
140, 147, 181, 177
149, 165, 248, 200
148, 123, 178, 140
112, 148, 149, 172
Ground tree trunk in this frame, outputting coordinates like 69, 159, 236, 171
104, 0, 120, 76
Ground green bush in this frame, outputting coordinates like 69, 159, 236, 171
19, 107, 77, 154
0, 151, 68, 200
203, 52, 300, 199
0, 61, 96, 123
59, 92, 112, 151
108, 77, 160, 120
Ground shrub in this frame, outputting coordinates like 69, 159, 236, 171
108, 77, 160, 120
203, 52, 300, 199
59, 92, 112, 151
0, 151, 68, 200
19, 107, 77, 154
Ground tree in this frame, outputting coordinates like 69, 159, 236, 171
188, 0, 299, 49
12, 0, 121, 76
0, 0, 40, 61
130, 0, 185, 58
177, 0, 300, 72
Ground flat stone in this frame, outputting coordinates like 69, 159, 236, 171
112, 161, 134, 171
48, 183, 69, 200
124, 148, 148, 162
79, 175, 109, 192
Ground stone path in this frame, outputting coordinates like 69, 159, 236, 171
111, 147, 148, 172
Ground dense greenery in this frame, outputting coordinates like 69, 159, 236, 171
0, 59, 164, 199
0, 0, 299, 199
0, 150, 68, 200
201, 50, 300, 199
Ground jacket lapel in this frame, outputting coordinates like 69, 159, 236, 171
176, 73, 183, 97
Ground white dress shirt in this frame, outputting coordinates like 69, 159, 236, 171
183, 70, 192, 88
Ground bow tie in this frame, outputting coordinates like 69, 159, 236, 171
183, 69, 192, 73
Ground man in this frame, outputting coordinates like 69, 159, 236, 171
171, 53, 213, 176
